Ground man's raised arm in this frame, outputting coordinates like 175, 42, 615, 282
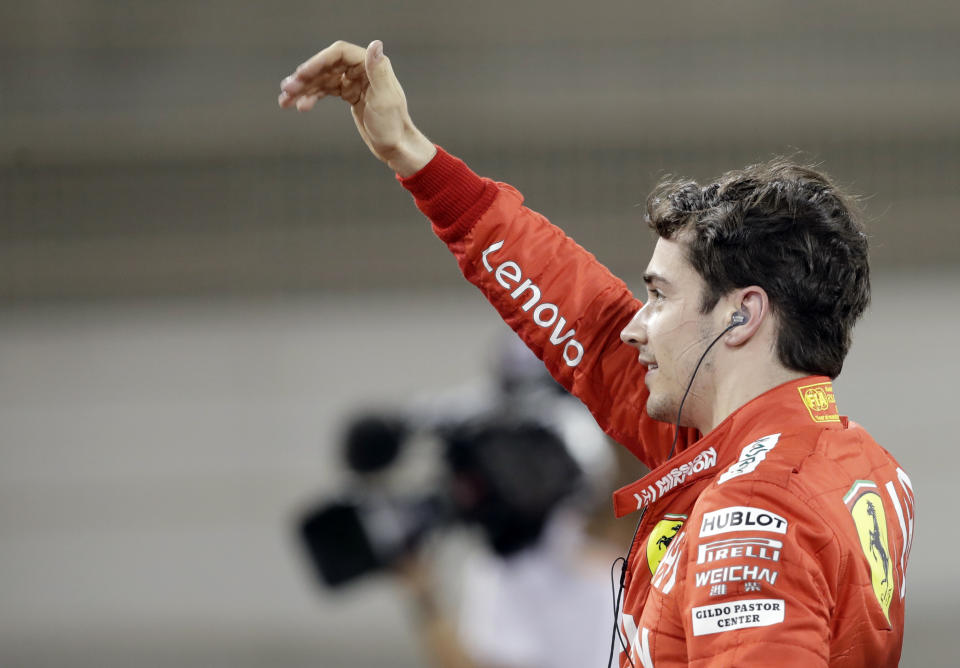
278, 40, 695, 468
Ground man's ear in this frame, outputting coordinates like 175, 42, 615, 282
725, 287, 769, 346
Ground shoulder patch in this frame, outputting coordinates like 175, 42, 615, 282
844, 480, 894, 620
797, 381, 840, 423
691, 599, 785, 636
646, 514, 687, 574
718, 434, 781, 485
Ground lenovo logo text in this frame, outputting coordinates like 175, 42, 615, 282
481, 240, 584, 367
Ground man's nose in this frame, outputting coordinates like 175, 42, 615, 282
620, 308, 647, 346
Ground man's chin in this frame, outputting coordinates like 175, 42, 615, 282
645, 396, 677, 424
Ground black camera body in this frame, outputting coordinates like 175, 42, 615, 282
298, 414, 582, 588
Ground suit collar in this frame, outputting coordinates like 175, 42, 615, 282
612, 375, 841, 517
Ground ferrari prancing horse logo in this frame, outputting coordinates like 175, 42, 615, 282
844, 480, 894, 620
647, 514, 687, 575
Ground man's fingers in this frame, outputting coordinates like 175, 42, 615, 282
282, 69, 341, 95
278, 41, 373, 111
365, 40, 384, 74
296, 94, 321, 112
294, 41, 366, 81
277, 40, 393, 112
341, 75, 366, 105
281, 74, 305, 95
363, 40, 398, 93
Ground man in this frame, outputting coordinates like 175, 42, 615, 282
279, 40, 915, 667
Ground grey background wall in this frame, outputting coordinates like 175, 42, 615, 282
1, 1, 957, 666
2, 0, 959, 299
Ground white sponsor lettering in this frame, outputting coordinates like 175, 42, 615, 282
694, 565, 779, 587
562, 341, 584, 366
691, 599, 785, 636
494, 261, 522, 289
481, 240, 505, 271
619, 614, 655, 668
638, 627, 654, 668
718, 434, 780, 484
510, 279, 541, 310
633, 485, 657, 509
548, 316, 576, 345
697, 537, 783, 564
620, 613, 637, 660
884, 467, 915, 600
699, 506, 788, 537
480, 240, 584, 367
634, 447, 717, 510
533, 302, 558, 326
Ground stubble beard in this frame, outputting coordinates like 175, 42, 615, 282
645, 387, 681, 425
646, 363, 709, 428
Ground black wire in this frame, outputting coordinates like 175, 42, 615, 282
615, 522, 640, 667
607, 508, 644, 668
607, 556, 626, 668
665, 321, 738, 461
606, 321, 738, 667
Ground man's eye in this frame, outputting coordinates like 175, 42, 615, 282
649, 289, 665, 303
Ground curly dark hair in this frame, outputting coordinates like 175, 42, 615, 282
646, 158, 870, 379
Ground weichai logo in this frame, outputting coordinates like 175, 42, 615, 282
481, 240, 585, 367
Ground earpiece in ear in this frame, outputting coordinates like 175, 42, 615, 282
730, 310, 749, 326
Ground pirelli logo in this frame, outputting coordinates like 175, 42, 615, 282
697, 537, 783, 564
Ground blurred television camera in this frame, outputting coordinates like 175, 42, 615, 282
296, 337, 611, 589
299, 413, 584, 587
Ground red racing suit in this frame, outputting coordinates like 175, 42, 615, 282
398, 147, 915, 667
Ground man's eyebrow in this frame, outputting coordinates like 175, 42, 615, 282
643, 272, 672, 286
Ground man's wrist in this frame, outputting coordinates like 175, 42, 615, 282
387, 126, 437, 177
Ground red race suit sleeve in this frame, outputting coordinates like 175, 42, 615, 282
399, 146, 697, 467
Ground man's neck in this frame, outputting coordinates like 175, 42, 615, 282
699, 364, 808, 434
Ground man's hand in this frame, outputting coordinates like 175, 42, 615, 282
279, 40, 436, 177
